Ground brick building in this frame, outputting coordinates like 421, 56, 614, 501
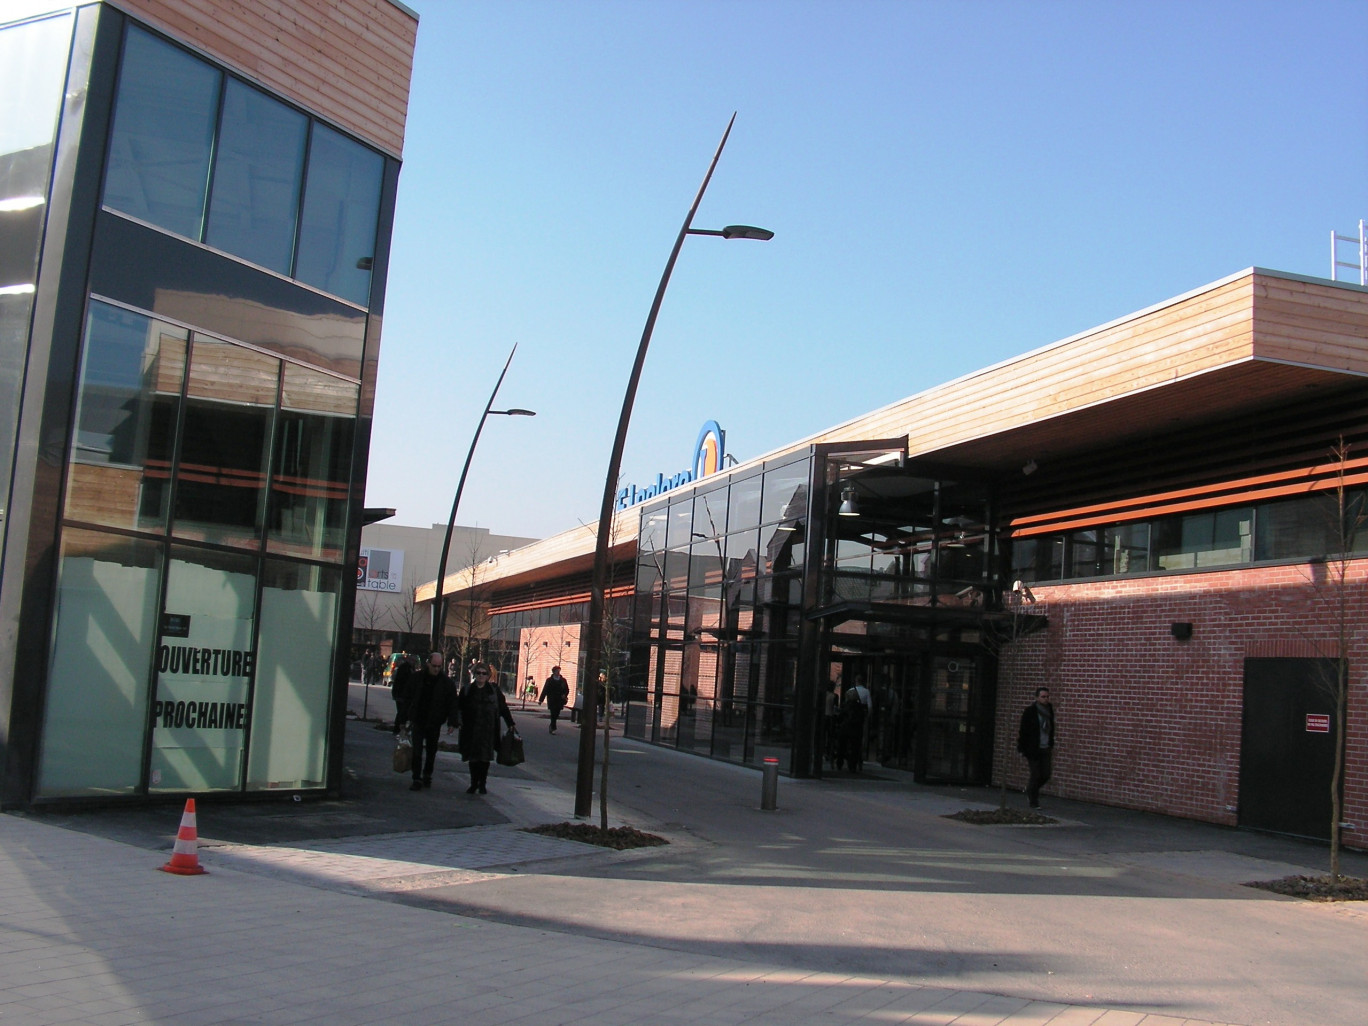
420, 270, 1368, 848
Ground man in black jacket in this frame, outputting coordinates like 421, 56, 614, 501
399, 651, 459, 791
1016, 686, 1056, 809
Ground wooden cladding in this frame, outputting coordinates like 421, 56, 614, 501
114, 0, 417, 157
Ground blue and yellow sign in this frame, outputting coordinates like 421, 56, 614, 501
616, 420, 727, 511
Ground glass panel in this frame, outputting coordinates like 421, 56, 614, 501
762, 521, 804, 574
205, 79, 307, 273
173, 337, 278, 549
693, 484, 728, 539
1105, 522, 1150, 574
65, 303, 186, 531
724, 529, 760, 582
761, 459, 809, 525
36, 529, 161, 797
295, 123, 384, 306
665, 497, 694, 550
150, 546, 256, 792
638, 505, 667, 553
266, 366, 356, 560
1153, 508, 1251, 570
1, 13, 72, 566
247, 560, 339, 790
1067, 529, 1102, 578
1011, 535, 1062, 582
727, 473, 762, 531
104, 26, 220, 240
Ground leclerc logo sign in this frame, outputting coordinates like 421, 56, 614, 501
616, 421, 726, 512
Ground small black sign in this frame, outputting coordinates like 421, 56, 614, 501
161, 613, 191, 638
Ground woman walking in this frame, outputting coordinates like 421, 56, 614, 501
458, 662, 517, 795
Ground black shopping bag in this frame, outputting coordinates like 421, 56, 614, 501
496, 729, 524, 767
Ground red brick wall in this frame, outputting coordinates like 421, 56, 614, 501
994, 560, 1368, 850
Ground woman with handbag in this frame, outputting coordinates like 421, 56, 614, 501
458, 662, 517, 795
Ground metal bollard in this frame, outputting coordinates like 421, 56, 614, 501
760, 757, 779, 811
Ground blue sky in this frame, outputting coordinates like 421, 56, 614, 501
368, 0, 1368, 542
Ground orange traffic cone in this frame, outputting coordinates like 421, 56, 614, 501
159, 799, 207, 876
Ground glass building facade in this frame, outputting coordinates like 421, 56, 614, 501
0, 5, 405, 806
624, 439, 1013, 784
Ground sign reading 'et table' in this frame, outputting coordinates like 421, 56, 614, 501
1306, 713, 1331, 733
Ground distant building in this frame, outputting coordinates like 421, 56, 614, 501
356, 522, 538, 657
0, 0, 418, 808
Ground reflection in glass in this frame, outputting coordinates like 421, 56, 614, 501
1, 13, 73, 565
37, 530, 161, 796
150, 547, 256, 791
727, 473, 763, 531
693, 485, 728, 539
104, 26, 220, 240
295, 123, 384, 306
174, 337, 278, 548
761, 459, 809, 525
66, 303, 186, 531
665, 498, 694, 550
267, 370, 356, 560
248, 561, 339, 790
205, 80, 307, 273
638, 506, 667, 553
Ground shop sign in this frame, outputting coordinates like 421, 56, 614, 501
1306, 713, 1331, 733
615, 421, 726, 512
359, 547, 404, 592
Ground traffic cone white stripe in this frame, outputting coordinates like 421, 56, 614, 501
159, 798, 207, 876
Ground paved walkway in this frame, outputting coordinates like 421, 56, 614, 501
3, 709, 1365, 1026
3, 797, 1246, 1026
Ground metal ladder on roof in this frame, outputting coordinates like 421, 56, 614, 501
1331, 219, 1367, 285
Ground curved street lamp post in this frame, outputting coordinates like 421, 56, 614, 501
431, 345, 535, 654
574, 114, 772, 817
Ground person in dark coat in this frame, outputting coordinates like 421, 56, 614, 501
390, 654, 416, 734
1016, 686, 1057, 809
398, 651, 459, 791
459, 662, 517, 795
539, 666, 569, 734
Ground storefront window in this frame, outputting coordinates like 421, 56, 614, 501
104, 26, 220, 240
295, 123, 384, 306
65, 303, 187, 531
247, 560, 339, 790
36, 530, 162, 797
205, 79, 308, 274
149, 547, 256, 792
173, 336, 278, 549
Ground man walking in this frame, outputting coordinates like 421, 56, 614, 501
1016, 686, 1056, 809
398, 651, 458, 791
539, 665, 569, 733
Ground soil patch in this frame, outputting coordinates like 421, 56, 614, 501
944, 807, 1058, 826
524, 822, 668, 850
1245, 874, 1368, 902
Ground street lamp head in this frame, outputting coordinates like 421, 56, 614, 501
492, 408, 537, 417
720, 224, 774, 241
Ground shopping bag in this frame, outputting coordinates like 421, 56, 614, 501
393, 732, 412, 774
496, 728, 524, 767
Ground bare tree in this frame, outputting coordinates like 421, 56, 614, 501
443, 532, 493, 670
388, 588, 426, 643
354, 588, 386, 642
1302, 439, 1363, 882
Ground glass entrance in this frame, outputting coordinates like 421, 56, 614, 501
824, 647, 919, 773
